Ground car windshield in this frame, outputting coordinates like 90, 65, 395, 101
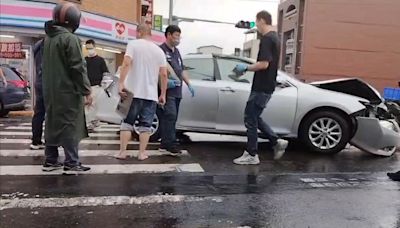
1, 67, 22, 81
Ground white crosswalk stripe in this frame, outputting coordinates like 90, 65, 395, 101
0, 132, 118, 138
0, 138, 158, 145
0, 164, 204, 176
18, 122, 119, 128
5, 126, 120, 131
0, 121, 204, 175
0, 149, 190, 157
0, 195, 223, 210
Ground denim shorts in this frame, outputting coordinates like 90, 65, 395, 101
120, 98, 157, 133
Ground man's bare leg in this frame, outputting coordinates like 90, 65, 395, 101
138, 132, 151, 160
115, 130, 131, 159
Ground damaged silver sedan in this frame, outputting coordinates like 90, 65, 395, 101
311, 78, 400, 156
97, 54, 400, 156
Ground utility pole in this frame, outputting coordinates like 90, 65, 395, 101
168, 0, 173, 25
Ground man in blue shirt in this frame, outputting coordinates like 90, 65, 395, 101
158, 25, 194, 155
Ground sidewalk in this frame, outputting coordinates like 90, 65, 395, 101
8, 110, 33, 117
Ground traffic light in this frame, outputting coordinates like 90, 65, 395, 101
235, 20, 255, 29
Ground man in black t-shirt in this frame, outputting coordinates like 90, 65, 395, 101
84, 39, 109, 130
233, 11, 289, 165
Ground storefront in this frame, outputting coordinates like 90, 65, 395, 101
0, 0, 165, 107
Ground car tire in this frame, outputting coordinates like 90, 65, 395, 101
0, 110, 9, 117
131, 114, 160, 142
300, 111, 351, 154
177, 131, 192, 144
149, 130, 160, 142
0, 100, 9, 117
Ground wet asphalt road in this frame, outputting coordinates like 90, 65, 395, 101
0, 117, 399, 228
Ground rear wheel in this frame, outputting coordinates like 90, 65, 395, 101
300, 111, 351, 154
131, 114, 160, 142
0, 100, 9, 117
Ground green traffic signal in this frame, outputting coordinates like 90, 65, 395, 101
235, 20, 256, 29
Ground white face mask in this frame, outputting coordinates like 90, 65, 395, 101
88, 49, 96, 57
173, 39, 180, 47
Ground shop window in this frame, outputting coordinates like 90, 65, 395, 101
285, 5, 297, 18
243, 50, 251, 58
285, 54, 293, 66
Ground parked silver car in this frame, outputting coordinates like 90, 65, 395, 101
96, 54, 400, 155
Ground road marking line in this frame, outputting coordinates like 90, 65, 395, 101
0, 163, 204, 176
309, 183, 324, 188
18, 122, 119, 127
300, 178, 315, 183
0, 149, 190, 157
4, 126, 33, 130
0, 195, 223, 210
0, 138, 156, 145
5, 126, 121, 131
94, 128, 119, 132
0, 132, 118, 137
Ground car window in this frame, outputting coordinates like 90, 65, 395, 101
0, 67, 21, 80
216, 58, 253, 84
183, 58, 214, 81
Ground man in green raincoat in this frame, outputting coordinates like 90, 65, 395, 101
42, 2, 92, 173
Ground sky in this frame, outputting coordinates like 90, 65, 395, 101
153, 0, 279, 55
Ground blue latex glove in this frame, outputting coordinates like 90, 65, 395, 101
188, 85, 195, 97
167, 79, 181, 89
234, 63, 248, 74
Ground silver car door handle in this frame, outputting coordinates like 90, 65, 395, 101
220, 87, 235, 92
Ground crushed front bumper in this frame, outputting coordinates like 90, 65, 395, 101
350, 117, 400, 156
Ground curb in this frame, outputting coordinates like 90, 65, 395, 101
8, 110, 34, 117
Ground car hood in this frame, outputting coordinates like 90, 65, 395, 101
310, 78, 383, 104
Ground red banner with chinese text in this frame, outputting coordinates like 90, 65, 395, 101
0, 42, 26, 59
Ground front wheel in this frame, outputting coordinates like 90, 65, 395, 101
300, 111, 351, 154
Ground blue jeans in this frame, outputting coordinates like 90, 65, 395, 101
245, 91, 279, 156
157, 96, 181, 149
121, 98, 157, 133
45, 144, 78, 166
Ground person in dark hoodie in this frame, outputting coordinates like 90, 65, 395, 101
42, 2, 92, 173
30, 39, 47, 150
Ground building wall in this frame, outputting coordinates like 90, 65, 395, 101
243, 39, 260, 60
37, 0, 141, 23
80, 0, 141, 23
197, 46, 223, 55
300, 0, 400, 91
278, 0, 303, 75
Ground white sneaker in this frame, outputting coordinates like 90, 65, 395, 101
233, 151, 260, 165
273, 139, 289, 160
30, 142, 45, 150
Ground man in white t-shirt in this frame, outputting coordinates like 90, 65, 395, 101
115, 24, 168, 161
